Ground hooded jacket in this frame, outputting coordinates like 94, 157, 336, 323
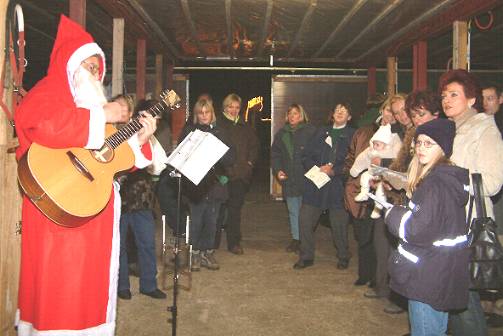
14, 15, 151, 335
385, 164, 470, 311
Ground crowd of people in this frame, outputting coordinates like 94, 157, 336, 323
271, 70, 503, 335
11, 14, 503, 336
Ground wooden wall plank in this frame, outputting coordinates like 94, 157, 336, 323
0, 0, 22, 333
112, 18, 124, 97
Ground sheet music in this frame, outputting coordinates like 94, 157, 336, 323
304, 165, 331, 189
366, 192, 393, 209
369, 164, 408, 190
166, 129, 229, 185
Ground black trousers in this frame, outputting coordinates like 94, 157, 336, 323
214, 179, 248, 250
352, 216, 376, 283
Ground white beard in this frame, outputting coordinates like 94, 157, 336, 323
72, 65, 107, 109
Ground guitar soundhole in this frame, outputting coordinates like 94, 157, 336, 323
91, 143, 114, 163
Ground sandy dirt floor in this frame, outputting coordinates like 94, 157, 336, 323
115, 176, 503, 336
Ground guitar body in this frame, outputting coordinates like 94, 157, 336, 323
17, 124, 135, 227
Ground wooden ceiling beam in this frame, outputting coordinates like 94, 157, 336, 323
180, 0, 205, 56
354, 0, 458, 63
256, 0, 273, 57
225, 0, 233, 57
286, 0, 316, 58
93, 0, 181, 60
334, 0, 404, 60
312, 0, 367, 58
386, 0, 503, 56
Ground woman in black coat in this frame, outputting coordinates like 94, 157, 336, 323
385, 119, 470, 335
271, 104, 316, 253
179, 98, 234, 271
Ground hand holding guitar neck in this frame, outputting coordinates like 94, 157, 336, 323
137, 112, 158, 146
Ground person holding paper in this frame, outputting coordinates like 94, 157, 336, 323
293, 103, 355, 270
180, 98, 234, 270
215, 93, 259, 255
385, 118, 470, 336
271, 104, 316, 253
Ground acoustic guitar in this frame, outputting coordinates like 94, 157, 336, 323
17, 90, 181, 227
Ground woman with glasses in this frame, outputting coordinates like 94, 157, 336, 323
385, 118, 470, 336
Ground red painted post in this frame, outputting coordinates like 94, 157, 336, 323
69, 0, 86, 29
412, 41, 427, 91
367, 66, 376, 98
136, 39, 146, 100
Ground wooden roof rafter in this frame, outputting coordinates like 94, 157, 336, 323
225, 0, 233, 57
312, 0, 368, 58
286, 0, 317, 58
180, 0, 205, 56
256, 0, 273, 57
386, 0, 503, 57
334, 0, 404, 60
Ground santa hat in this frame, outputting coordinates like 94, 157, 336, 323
47, 15, 106, 95
370, 124, 392, 145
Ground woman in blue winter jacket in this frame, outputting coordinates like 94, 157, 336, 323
384, 118, 470, 335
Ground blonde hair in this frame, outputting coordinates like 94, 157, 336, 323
285, 103, 309, 123
113, 94, 135, 114
222, 93, 242, 111
390, 93, 408, 107
406, 148, 451, 198
192, 98, 216, 124
379, 96, 392, 114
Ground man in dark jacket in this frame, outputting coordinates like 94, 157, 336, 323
215, 93, 259, 255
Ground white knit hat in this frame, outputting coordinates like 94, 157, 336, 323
370, 124, 392, 145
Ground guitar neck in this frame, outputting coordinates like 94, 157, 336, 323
105, 100, 167, 149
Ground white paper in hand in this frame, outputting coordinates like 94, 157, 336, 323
166, 129, 229, 185
304, 165, 331, 189
366, 192, 393, 209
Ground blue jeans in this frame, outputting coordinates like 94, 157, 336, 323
449, 290, 488, 336
286, 196, 302, 240
189, 200, 221, 251
409, 300, 448, 336
119, 209, 158, 293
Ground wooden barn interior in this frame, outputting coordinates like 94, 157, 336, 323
1, 0, 503, 335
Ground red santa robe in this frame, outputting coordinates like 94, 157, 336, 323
14, 15, 152, 335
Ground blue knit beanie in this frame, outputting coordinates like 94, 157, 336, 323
415, 118, 456, 157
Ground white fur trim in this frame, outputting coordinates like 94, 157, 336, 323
107, 183, 121, 324
17, 318, 115, 336
67, 42, 106, 98
127, 134, 153, 169
84, 105, 106, 149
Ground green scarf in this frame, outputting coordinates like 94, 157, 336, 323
223, 111, 240, 124
281, 123, 305, 159
329, 127, 343, 146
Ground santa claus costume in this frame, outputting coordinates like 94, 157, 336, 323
14, 15, 152, 335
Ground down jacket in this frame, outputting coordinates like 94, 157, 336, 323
385, 164, 470, 311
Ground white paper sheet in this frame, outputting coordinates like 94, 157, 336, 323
166, 129, 229, 185
304, 165, 331, 189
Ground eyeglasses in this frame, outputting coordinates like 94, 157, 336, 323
414, 140, 437, 148
81, 60, 100, 76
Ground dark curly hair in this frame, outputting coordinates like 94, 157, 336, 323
327, 102, 352, 124
438, 69, 483, 113
405, 89, 444, 118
